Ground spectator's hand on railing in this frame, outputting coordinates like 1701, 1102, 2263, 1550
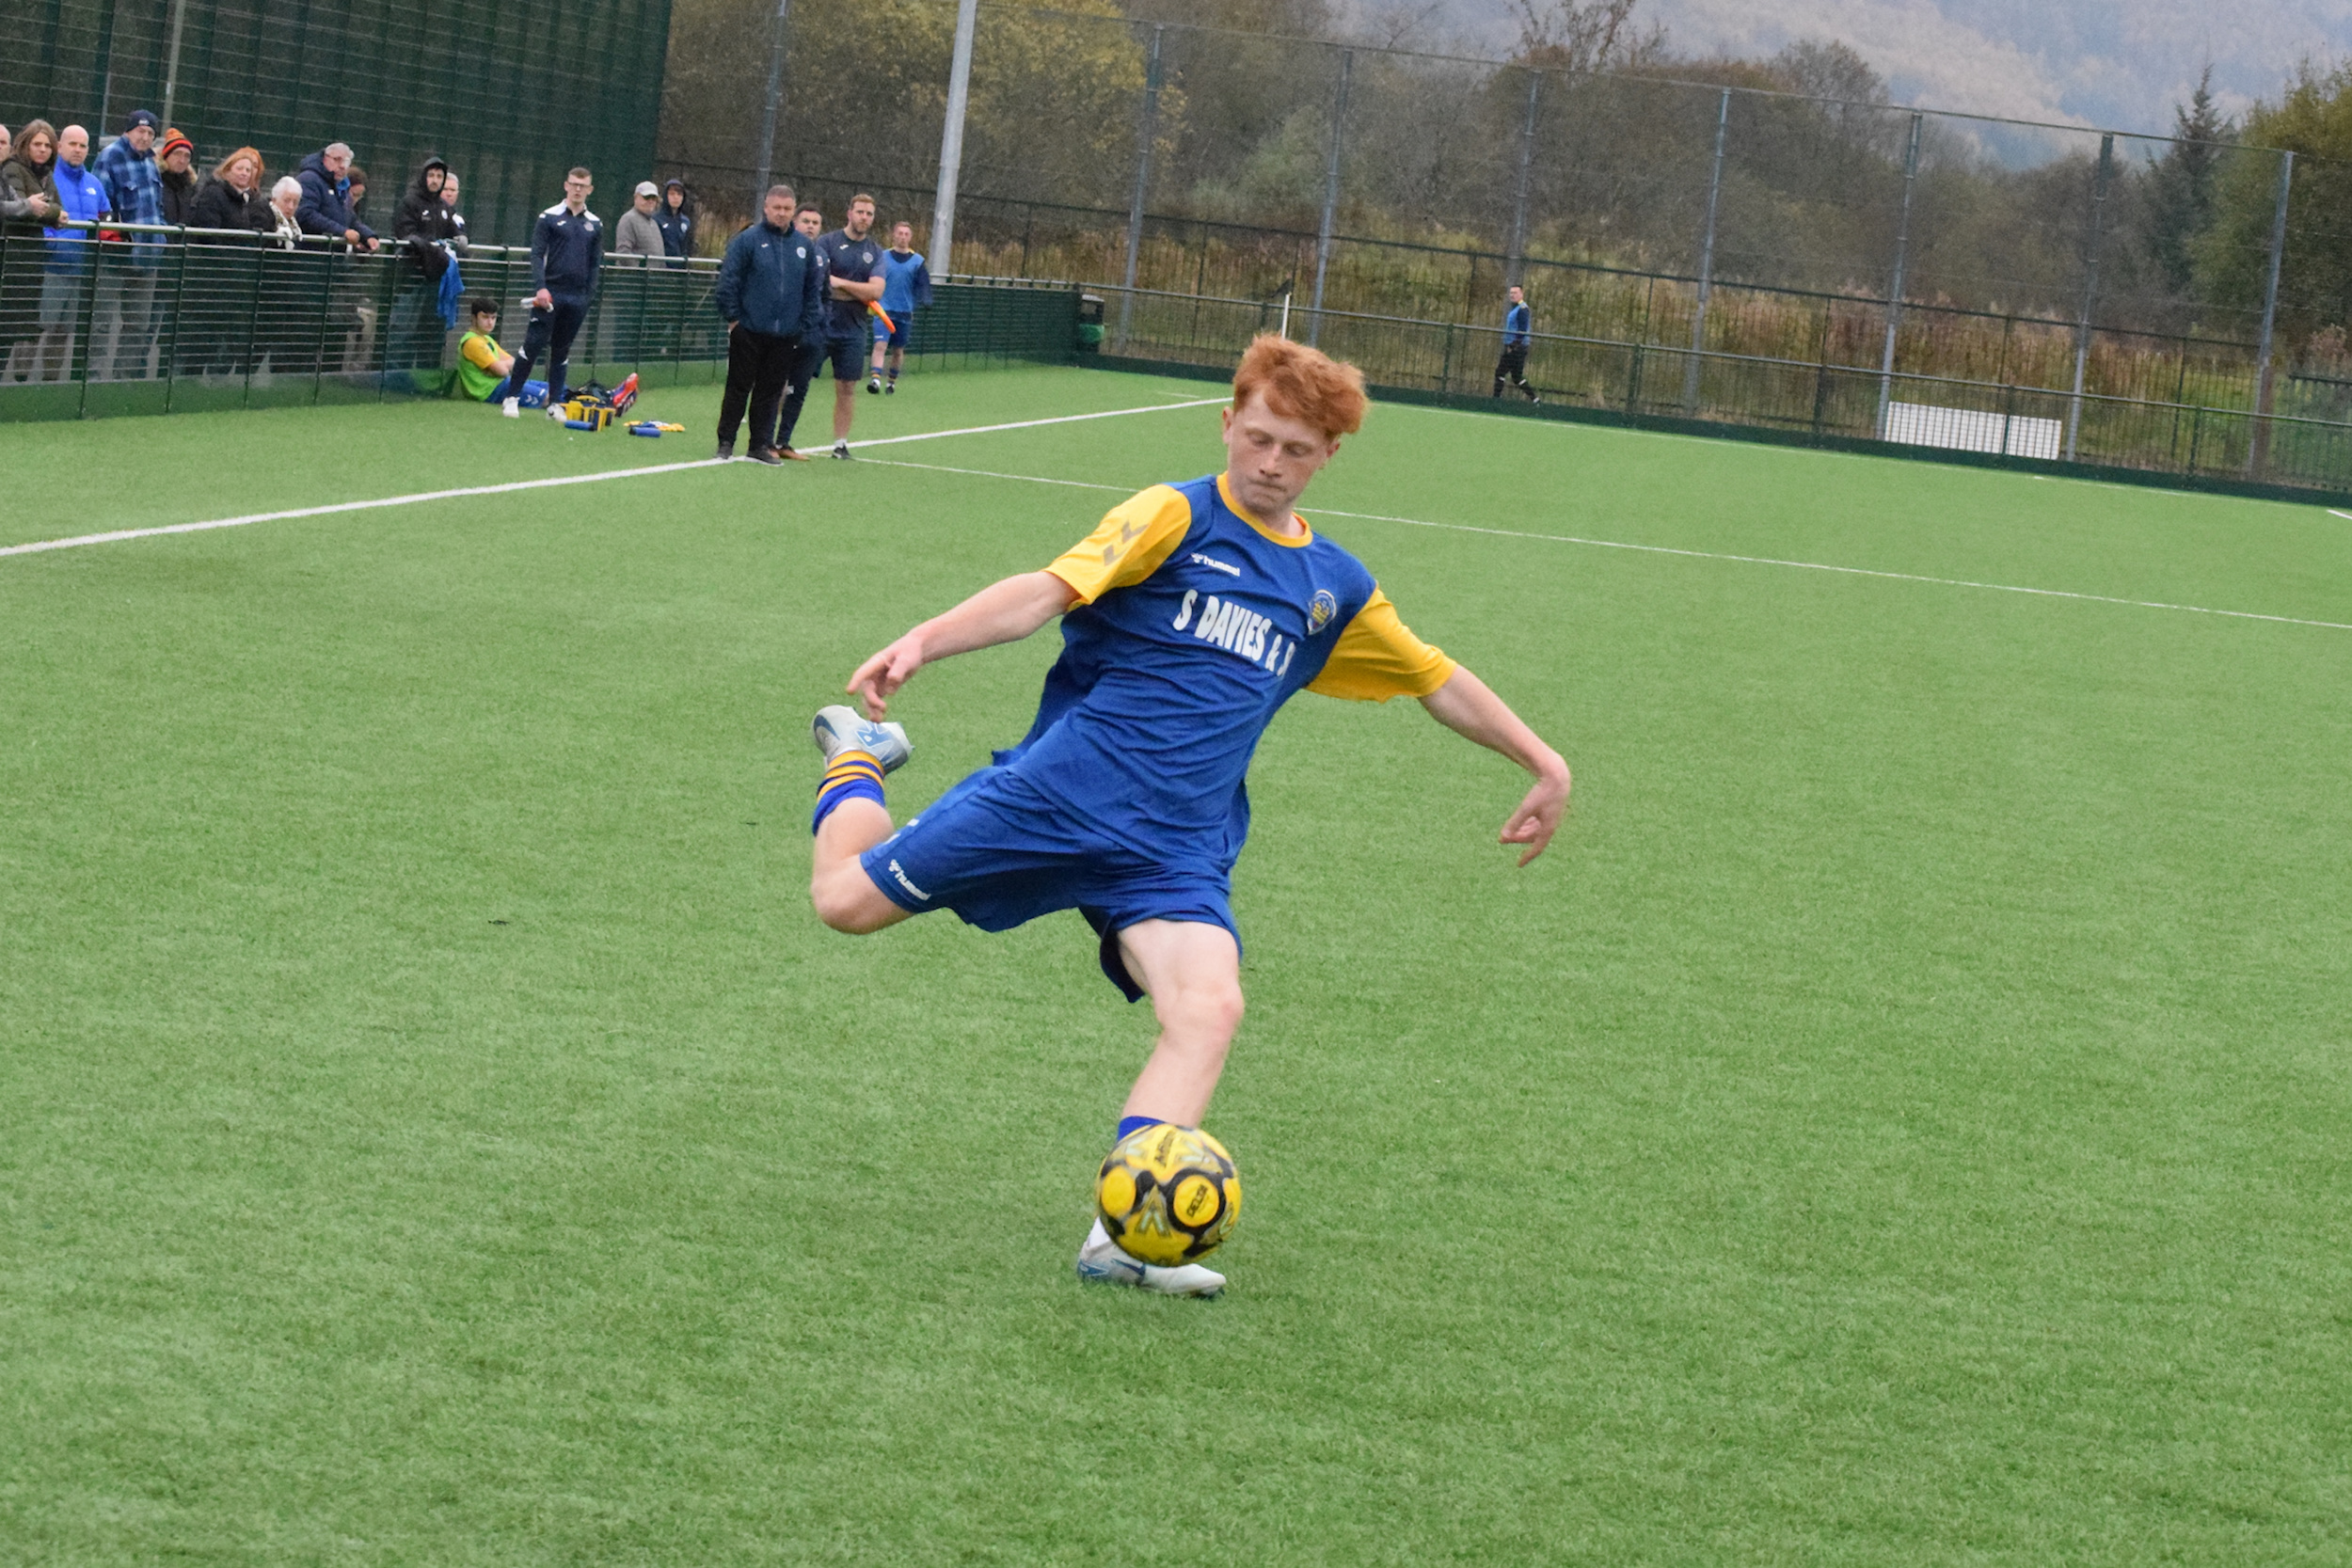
26, 193, 50, 218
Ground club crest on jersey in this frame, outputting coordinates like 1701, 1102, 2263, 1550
1307, 589, 1339, 634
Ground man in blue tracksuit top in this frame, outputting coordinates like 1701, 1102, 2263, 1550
1493, 283, 1536, 402
712, 183, 826, 464
503, 166, 602, 416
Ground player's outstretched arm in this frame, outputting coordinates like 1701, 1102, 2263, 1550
847, 571, 1079, 719
1418, 667, 1571, 866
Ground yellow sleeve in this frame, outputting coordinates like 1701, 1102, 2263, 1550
1043, 484, 1194, 605
1306, 587, 1456, 702
461, 333, 501, 371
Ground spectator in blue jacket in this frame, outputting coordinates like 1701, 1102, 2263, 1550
37, 124, 110, 383
501, 166, 602, 416
712, 183, 825, 463
92, 108, 166, 379
295, 143, 377, 251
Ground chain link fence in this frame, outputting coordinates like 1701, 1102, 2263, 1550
0, 226, 1080, 420
664, 2, 2352, 494
3, 0, 673, 245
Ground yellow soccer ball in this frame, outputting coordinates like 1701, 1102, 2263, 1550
1095, 1123, 1242, 1266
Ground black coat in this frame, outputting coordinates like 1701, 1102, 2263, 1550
159, 167, 199, 226
394, 160, 462, 279
187, 174, 270, 237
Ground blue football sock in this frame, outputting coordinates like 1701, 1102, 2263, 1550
812, 750, 886, 833
1115, 1115, 1166, 1144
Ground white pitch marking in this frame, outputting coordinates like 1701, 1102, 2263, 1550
877, 461, 2352, 635
2328, 509, 2352, 522
847, 397, 1223, 450
0, 399, 1221, 562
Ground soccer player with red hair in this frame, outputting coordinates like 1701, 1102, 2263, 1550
805, 336, 1571, 1294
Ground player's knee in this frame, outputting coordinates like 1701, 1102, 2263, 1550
1164, 979, 1244, 1046
811, 873, 894, 934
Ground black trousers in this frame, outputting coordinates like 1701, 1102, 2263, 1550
718, 326, 803, 450
773, 335, 825, 452
510, 292, 589, 404
1493, 343, 1533, 398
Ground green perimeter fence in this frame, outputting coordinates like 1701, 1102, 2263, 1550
1092, 284, 2352, 501
0, 226, 1081, 421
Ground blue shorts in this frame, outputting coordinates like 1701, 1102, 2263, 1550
877, 317, 908, 350
860, 766, 1239, 1001
818, 334, 866, 381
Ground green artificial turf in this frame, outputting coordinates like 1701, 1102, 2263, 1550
3, 367, 2349, 1564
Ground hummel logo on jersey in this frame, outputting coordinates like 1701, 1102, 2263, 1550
887, 859, 930, 900
1169, 590, 1297, 676
1189, 553, 1242, 578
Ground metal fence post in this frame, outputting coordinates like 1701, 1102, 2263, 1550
75, 233, 103, 418
163, 237, 190, 413
1504, 69, 1541, 289
1683, 87, 1731, 416
2064, 133, 2114, 462
753, 0, 794, 211
1308, 49, 1354, 347
2248, 150, 2295, 480
1876, 111, 1924, 436
1116, 25, 1165, 354
930, 0, 980, 280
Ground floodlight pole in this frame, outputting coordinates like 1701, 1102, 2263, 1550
1309, 49, 1354, 347
160, 0, 192, 129
2063, 133, 2115, 462
1683, 87, 1731, 416
1503, 68, 1542, 288
930, 0, 980, 280
2249, 149, 2295, 480
1116, 25, 1166, 353
1876, 111, 1923, 436
752, 0, 794, 212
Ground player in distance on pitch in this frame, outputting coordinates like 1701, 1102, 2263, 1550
804, 335, 1571, 1296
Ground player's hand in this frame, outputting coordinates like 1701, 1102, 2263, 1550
532, 288, 552, 309
1499, 763, 1570, 866
847, 634, 926, 720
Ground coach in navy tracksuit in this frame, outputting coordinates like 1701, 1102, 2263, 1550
506, 166, 602, 411
712, 182, 826, 463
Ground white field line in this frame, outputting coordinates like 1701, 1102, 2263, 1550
861, 458, 2352, 635
0, 398, 1223, 561
2328, 509, 2352, 522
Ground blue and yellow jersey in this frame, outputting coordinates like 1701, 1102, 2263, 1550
1000, 473, 1454, 867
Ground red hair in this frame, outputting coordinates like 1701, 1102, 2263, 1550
1231, 335, 1367, 438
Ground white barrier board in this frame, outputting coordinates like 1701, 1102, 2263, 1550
1882, 401, 2061, 461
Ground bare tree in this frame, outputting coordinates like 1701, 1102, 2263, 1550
1509, 0, 1660, 72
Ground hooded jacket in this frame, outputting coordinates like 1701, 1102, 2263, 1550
394, 157, 461, 277
295, 150, 373, 244
159, 164, 199, 226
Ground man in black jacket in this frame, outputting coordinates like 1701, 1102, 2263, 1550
504, 166, 602, 416
713, 183, 825, 464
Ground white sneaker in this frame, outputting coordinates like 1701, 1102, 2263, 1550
811, 704, 910, 773
1076, 1218, 1226, 1297
501, 397, 519, 418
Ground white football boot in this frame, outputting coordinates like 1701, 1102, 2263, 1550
501, 396, 519, 418
811, 704, 911, 774
1076, 1218, 1226, 1297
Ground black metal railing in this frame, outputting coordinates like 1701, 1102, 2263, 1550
0, 224, 1081, 421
